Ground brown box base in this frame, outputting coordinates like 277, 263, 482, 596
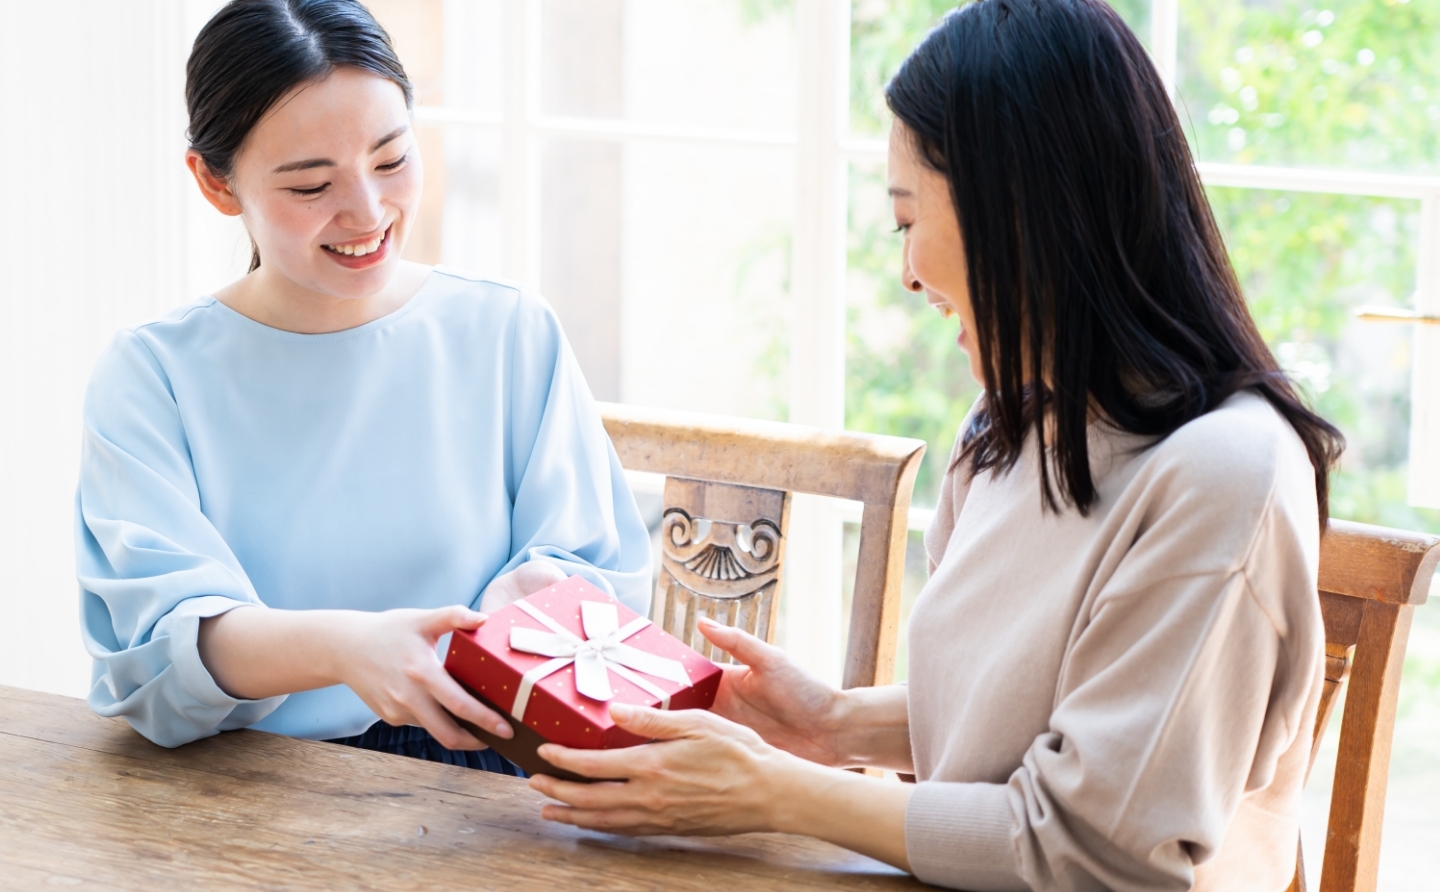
449, 682, 593, 783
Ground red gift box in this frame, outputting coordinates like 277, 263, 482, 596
445, 575, 722, 773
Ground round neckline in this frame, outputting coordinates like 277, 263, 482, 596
204, 268, 438, 343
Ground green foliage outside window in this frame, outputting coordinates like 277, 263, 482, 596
1179, 0, 1440, 172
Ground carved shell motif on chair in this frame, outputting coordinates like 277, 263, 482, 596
652, 478, 790, 663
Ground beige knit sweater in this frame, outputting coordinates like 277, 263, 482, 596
903, 391, 1324, 892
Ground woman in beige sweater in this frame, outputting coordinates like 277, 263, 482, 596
528, 1, 1343, 889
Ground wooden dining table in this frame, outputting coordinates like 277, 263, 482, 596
0, 685, 926, 890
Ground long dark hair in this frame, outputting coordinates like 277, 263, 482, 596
886, 0, 1343, 527
186, 0, 413, 272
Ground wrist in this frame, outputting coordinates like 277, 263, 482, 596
762, 750, 832, 835
823, 687, 865, 766
313, 609, 364, 689
764, 756, 916, 872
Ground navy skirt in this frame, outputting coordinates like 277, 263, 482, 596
325, 722, 526, 777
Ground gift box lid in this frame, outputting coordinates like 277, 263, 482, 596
445, 575, 723, 751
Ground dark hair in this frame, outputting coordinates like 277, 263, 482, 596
886, 0, 1343, 527
186, 0, 413, 272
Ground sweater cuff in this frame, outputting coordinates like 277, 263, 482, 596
906, 781, 1027, 892
158, 596, 282, 714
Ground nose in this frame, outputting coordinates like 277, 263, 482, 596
900, 247, 923, 293
334, 173, 386, 233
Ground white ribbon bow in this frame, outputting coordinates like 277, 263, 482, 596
507, 599, 692, 724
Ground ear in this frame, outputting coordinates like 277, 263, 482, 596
185, 150, 243, 217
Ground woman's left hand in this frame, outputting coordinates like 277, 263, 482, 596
529, 702, 798, 836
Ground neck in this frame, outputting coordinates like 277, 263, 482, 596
216, 260, 432, 334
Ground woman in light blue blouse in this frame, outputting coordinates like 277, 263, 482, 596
75, 0, 650, 772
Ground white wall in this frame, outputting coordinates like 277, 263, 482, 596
0, 0, 240, 696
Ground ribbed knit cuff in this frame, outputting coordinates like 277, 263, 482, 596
905, 781, 1028, 892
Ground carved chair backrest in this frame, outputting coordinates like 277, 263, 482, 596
654, 478, 789, 662
1290, 520, 1440, 892
599, 402, 926, 688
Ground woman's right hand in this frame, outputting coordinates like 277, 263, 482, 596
330, 606, 514, 751
697, 617, 851, 766
200, 602, 515, 751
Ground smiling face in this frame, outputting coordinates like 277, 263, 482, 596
887, 122, 985, 386
188, 67, 422, 306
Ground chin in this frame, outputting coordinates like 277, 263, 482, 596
965, 357, 985, 387
310, 257, 399, 300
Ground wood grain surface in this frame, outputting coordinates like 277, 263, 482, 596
0, 685, 923, 891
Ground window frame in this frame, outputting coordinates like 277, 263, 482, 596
415, 0, 1440, 516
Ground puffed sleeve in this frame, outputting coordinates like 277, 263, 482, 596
77, 330, 283, 747
904, 441, 1323, 891
494, 291, 652, 614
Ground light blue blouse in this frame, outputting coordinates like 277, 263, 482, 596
76, 268, 652, 747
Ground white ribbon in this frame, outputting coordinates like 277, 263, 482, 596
507, 599, 692, 724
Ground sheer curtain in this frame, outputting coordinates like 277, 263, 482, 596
0, 0, 242, 696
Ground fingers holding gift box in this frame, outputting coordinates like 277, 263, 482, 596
444, 575, 723, 775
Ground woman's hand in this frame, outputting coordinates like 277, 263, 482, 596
328, 605, 513, 750
530, 703, 915, 871
199, 561, 578, 750
698, 618, 850, 766
200, 604, 517, 751
699, 618, 912, 770
531, 704, 796, 836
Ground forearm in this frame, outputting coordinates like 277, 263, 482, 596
770, 757, 914, 872
198, 606, 351, 700
830, 684, 913, 771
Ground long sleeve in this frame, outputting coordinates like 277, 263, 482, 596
495, 291, 652, 615
907, 565, 1298, 889
903, 393, 1324, 892
77, 330, 283, 747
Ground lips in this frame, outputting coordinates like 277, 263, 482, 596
320, 225, 393, 270
323, 227, 388, 257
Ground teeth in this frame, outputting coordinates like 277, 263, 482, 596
326, 230, 386, 257
938, 305, 955, 319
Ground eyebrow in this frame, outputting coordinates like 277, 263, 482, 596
887, 186, 913, 198
271, 125, 412, 174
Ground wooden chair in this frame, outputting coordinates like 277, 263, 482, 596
1290, 519, 1440, 892
598, 401, 926, 690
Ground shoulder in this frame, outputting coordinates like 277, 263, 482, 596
422, 268, 566, 349
1142, 390, 1312, 505
422, 268, 570, 373
122, 296, 230, 351
89, 297, 245, 400
1123, 390, 1319, 575
425, 266, 558, 328
86, 312, 224, 431
90, 299, 222, 391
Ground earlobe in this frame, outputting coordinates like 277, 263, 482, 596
185, 151, 244, 217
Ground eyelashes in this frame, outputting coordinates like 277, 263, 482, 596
286, 153, 411, 196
